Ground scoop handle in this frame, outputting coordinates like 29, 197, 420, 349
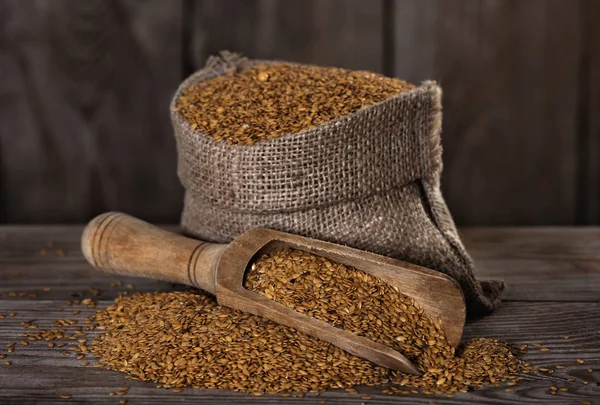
81, 212, 224, 295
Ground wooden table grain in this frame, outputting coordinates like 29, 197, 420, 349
0, 226, 599, 404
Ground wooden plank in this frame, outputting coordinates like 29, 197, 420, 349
190, 0, 384, 72
460, 227, 600, 261
0, 299, 598, 404
580, 0, 600, 224
0, 225, 176, 261
3, 226, 599, 302
393, 0, 580, 225
0, 0, 184, 224
389, 0, 437, 83
461, 227, 600, 302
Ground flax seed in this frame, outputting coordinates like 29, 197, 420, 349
176, 64, 415, 145
88, 248, 531, 395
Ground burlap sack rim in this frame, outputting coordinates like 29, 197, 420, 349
170, 54, 442, 214
170, 70, 439, 158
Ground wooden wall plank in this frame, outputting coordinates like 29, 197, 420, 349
0, 0, 184, 224
0, 0, 594, 226
190, 0, 384, 72
393, 0, 581, 225
580, 0, 600, 224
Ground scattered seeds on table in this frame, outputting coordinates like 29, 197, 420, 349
88, 248, 531, 395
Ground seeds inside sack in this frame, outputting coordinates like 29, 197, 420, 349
175, 64, 415, 145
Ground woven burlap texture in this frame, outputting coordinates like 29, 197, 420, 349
171, 52, 504, 316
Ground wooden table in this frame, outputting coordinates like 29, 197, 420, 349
1, 226, 599, 404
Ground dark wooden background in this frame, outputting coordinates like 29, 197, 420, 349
0, 0, 598, 226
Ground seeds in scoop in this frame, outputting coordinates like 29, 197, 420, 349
176, 64, 415, 145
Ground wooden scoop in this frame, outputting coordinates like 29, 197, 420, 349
82, 212, 465, 375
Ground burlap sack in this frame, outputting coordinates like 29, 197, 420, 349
171, 52, 504, 316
